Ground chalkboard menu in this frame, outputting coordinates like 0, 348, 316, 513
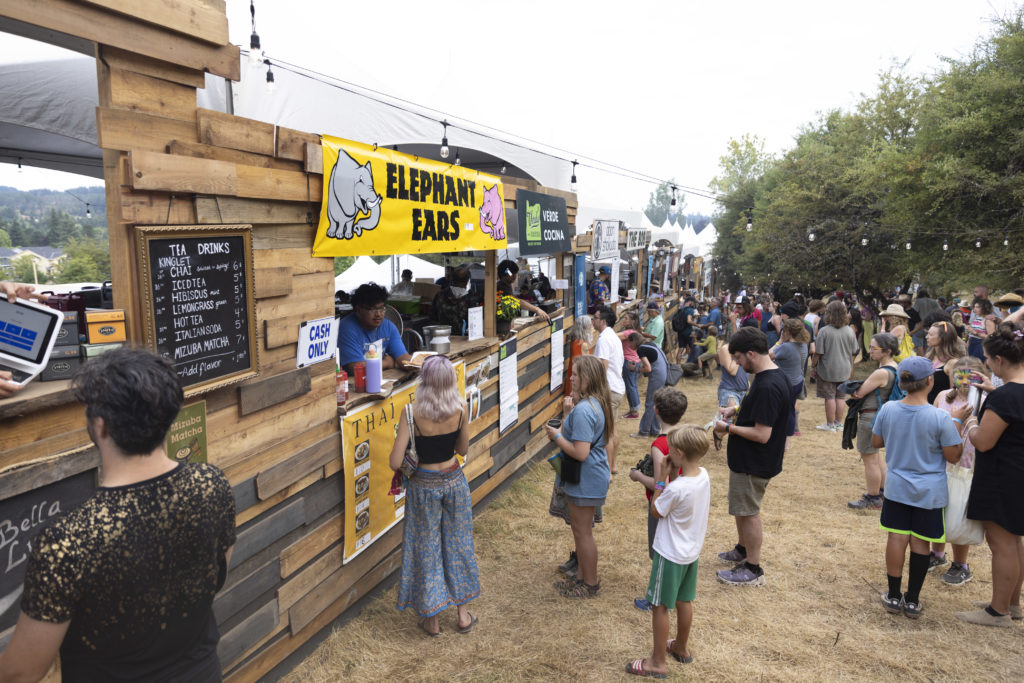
137, 225, 259, 395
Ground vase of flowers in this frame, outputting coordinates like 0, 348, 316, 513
496, 295, 520, 337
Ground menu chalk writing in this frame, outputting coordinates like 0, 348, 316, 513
138, 226, 258, 394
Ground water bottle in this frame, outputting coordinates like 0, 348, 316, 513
365, 343, 382, 393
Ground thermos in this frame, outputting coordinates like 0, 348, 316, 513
364, 344, 382, 393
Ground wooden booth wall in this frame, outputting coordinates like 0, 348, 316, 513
0, 3, 579, 680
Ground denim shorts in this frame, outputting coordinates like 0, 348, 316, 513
718, 388, 745, 408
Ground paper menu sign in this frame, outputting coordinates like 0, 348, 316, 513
549, 316, 564, 392
467, 305, 483, 341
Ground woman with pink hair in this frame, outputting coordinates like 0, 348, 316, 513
389, 355, 479, 636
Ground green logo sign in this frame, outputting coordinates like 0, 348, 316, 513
525, 201, 541, 243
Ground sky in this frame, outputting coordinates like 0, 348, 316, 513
0, 0, 1020, 217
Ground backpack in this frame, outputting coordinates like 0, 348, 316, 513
870, 366, 905, 429
671, 307, 692, 333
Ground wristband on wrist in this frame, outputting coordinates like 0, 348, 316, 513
555, 433, 562, 442
727, 424, 733, 434
952, 417, 963, 425
654, 481, 666, 491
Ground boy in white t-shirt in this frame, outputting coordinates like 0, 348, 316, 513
626, 426, 711, 679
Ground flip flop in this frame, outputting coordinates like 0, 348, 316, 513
625, 659, 667, 678
457, 613, 478, 634
667, 638, 693, 663
713, 430, 724, 451
418, 618, 442, 637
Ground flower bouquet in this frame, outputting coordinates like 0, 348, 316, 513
496, 295, 521, 321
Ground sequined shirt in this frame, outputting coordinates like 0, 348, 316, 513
21, 463, 236, 682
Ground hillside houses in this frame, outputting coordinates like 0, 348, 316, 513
0, 245, 64, 277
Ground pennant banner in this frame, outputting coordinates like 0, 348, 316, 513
314, 135, 508, 257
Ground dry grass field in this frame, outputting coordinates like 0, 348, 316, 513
284, 361, 1023, 682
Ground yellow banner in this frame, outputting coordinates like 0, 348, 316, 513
342, 361, 465, 562
314, 135, 508, 257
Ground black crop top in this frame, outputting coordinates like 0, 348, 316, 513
414, 412, 463, 464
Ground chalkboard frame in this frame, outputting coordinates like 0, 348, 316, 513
136, 224, 259, 396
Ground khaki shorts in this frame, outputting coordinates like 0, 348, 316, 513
728, 470, 770, 517
856, 411, 878, 454
609, 391, 623, 414
815, 379, 846, 400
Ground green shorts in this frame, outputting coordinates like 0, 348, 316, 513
645, 552, 698, 607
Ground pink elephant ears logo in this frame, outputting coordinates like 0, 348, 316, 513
479, 184, 505, 241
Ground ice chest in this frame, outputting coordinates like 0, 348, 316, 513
56, 310, 80, 346
85, 309, 126, 344
39, 346, 82, 381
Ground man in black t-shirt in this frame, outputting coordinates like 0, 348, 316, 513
712, 327, 792, 587
0, 349, 236, 683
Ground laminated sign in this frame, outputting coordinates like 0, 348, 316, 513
314, 135, 508, 257
516, 189, 569, 255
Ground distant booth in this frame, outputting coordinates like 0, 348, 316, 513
0, 3, 582, 681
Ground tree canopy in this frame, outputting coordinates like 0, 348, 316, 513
711, 10, 1024, 297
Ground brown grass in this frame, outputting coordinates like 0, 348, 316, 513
283, 361, 1023, 681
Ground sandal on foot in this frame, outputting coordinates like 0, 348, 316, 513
713, 431, 723, 451
625, 659, 667, 678
418, 618, 441, 637
667, 639, 693, 663
560, 580, 600, 598
457, 613, 478, 634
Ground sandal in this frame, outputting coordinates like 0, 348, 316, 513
560, 580, 600, 598
625, 659, 667, 678
667, 638, 693, 663
418, 618, 442, 637
713, 430, 723, 451
457, 613, 478, 634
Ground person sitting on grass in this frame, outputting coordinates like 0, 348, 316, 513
626, 425, 711, 679
628, 387, 689, 610
695, 325, 719, 378
873, 355, 963, 620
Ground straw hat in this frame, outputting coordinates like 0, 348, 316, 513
994, 292, 1023, 308
881, 303, 909, 319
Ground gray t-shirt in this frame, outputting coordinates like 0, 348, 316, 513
774, 341, 807, 387
815, 325, 858, 382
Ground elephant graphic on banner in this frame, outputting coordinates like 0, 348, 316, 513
325, 149, 382, 239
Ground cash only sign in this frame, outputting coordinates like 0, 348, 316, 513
313, 135, 508, 256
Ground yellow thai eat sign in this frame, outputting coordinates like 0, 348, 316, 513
341, 361, 465, 562
314, 135, 508, 257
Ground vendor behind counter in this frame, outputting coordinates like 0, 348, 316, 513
337, 283, 411, 374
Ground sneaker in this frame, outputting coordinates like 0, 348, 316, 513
622, 410, 640, 419
973, 601, 1023, 620
815, 423, 833, 432
717, 546, 746, 563
956, 608, 1012, 627
880, 592, 903, 614
629, 432, 652, 439
831, 422, 843, 432
558, 551, 578, 577
716, 562, 765, 586
902, 599, 923, 619
560, 580, 600, 598
927, 553, 948, 573
793, 430, 802, 437
633, 597, 653, 611
848, 494, 883, 510
941, 562, 973, 586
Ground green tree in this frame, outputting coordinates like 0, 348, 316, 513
333, 256, 354, 276
644, 180, 685, 227
0, 229, 11, 248
52, 238, 112, 283
10, 254, 41, 283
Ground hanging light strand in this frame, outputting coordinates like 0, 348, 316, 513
248, 1, 263, 66
439, 120, 450, 159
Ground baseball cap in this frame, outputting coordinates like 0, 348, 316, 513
780, 301, 801, 318
897, 355, 932, 382
646, 301, 660, 311
598, 265, 611, 274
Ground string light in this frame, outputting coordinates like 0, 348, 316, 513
439, 120, 450, 159
670, 186, 678, 207
861, 236, 868, 246
808, 229, 815, 242
1004, 236, 1010, 246
454, 148, 461, 166
746, 209, 752, 232
85, 203, 91, 218
500, 164, 507, 174
975, 238, 982, 248
17, 158, 22, 171
943, 239, 948, 251
248, 1, 263, 66
570, 160, 578, 192
264, 59, 276, 94
905, 240, 912, 250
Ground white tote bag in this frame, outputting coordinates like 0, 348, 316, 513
945, 464, 984, 546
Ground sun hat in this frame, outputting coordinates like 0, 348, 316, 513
881, 303, 910, 319
994, 292, 1023, 307
897, 355, 933, 382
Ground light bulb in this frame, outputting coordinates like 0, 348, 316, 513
943, 240, 948, 251
500, 164, 507, 174
808, 232, 815, 242
861, 237, 868, 246
1004, 237, 1009, 246
746, 220, 752, 232
265, 67, 276, 94
86, 204, 91, 218
905, 241, 911, 250
440, 137, 449, 159
454, 150, 461, 166
975, 239, 981, 248
570, 175, 577, 192
249, 35, 263, 65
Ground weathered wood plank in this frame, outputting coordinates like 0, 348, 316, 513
303, 142, 322, 173
99, 44, 206, 88
237, 469, 322, 527
0, 0, 239, 78
168, 140, 300, 171
230, 498, 305, 570
279, 511, 342, 578
252, 248, 333, 274
129, 148, 237, 194
118, 188, 198, 224
107, 67, 197, 121
277, 544, 343, 615
195, 197, 311, 225
238, 367, 311, 417
222, 418, 336, 487
213, 556, 280, 624
252, 223, 318, 251
253, 266, 293, 299
277, 128, 319, 162
198, 108, 276, 156
218, 599, 279, 670
80, 0, 229, 45
256, 432, 339, 500
97, 107, 199, 153
0, 447, 97, 502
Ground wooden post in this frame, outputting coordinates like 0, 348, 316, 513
484, 250, 496, 338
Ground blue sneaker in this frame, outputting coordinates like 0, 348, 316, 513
634, 597, 653, 611
716, 562, 765, 586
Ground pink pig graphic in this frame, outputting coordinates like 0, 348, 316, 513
479, 184, 505, 240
